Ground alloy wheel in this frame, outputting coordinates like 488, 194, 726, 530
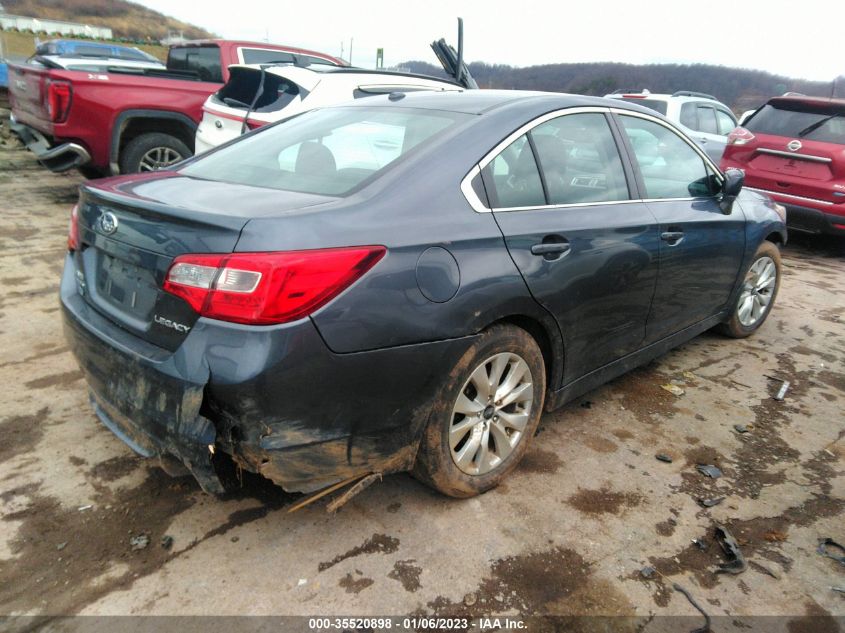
449, 352, 534, 475
138, 147, 184, 171
737, 256, 777, 327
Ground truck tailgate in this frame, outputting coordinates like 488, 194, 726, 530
8, 63, 51, 132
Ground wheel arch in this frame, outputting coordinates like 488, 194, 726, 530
765, 228, 787, 247
110, 110, 198, 175
484, 313, 564, 396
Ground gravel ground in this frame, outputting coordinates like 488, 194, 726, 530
0, 145, 843, 629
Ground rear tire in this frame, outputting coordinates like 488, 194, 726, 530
412, 325, 546, 498
717, 241, 781, 338
119, 133, 191, 174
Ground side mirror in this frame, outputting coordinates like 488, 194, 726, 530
719, 168, 744, 214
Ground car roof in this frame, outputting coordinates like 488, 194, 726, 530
337, 89, 662, 116
606, 91, 722, 103
228, 63, 461, 88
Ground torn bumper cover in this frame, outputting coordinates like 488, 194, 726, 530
10, 118, 91, 173
61, 267, 223, 493
60, 258, 477, 494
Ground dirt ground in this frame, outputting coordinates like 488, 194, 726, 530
0, 143, 843, 629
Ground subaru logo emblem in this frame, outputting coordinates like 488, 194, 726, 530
787, 139, 802, 152
99, 211, 119, 235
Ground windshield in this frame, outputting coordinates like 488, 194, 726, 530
181, 106, 472, 195
746, 103, 845, 145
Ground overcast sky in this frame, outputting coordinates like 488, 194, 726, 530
138, 0, 842, 82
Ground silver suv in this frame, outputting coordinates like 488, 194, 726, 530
604, 90, 738, 161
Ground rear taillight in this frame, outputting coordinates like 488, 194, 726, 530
68, 204, 80, 251
727, 127, 755, 146
45, 79, 72, 123
163, 246, 386, 325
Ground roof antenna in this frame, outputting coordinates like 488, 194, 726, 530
456, 17, 465, 87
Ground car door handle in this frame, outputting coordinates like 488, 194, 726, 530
660, 231, 684, 244
531, 242, 571, 256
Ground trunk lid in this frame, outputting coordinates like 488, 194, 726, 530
75, 172, 335, 350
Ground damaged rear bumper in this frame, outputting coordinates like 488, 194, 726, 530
61, 259, 222, 493
10, 118, 91, 172
60, 255, 476, 494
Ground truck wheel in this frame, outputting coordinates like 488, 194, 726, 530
717, 241, 781, 338
412, 325, 545, 498
119, 133, 191, 174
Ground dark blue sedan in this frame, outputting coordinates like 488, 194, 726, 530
61, 91, 786, 498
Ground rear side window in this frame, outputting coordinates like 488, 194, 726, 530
168, 46, 222, 83
181, 106, 470, 195
213, 68, 299, 113
746, 103, 845, 145
530, 113, 629, 204
715, 109, 737, 135
696, 106, 718, 134
481, 135, 545, 209
619, 115, 720, 199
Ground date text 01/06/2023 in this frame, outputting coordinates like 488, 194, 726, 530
306, 617, 526, 630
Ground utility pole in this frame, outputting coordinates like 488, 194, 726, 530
349, 37, 353, 66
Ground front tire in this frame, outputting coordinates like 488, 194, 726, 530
413, 325, 546, 498
119, 133, 191, 174
717, 240, 781, 338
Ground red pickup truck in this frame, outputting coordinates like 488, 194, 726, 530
8, 40, 345, 176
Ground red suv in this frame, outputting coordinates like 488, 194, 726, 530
721, 96, 845, 236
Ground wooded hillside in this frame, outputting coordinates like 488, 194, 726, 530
404, 60, 836, 112
2, 0, 215, 41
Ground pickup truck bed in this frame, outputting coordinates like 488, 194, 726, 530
8, 40, 344, 176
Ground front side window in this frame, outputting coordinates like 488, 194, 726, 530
530, 113, 629, 204
241, 48, 295, 65
619, 115, 720, 199
680, 103, 697, 129
481, 135, 545, 209
241, 48, 337, 67
181, 106, 470, 195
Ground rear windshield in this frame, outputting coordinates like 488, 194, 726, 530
746, 103, 845, 145
181, 106, 472, 195
616, 98, 668, 115
167, 45, 222, 83
212, 68, 299, 113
